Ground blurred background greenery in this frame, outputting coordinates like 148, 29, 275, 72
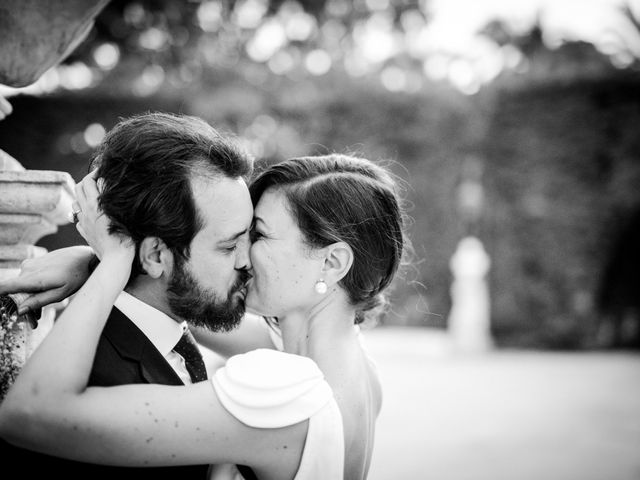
1, 0, 639, 350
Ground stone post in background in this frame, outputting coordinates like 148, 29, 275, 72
447, 155, 493, 353
0, 150, 75, 398
447, 236, 493, 353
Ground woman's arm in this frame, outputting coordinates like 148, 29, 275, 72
0, 252, 306, 470
0, 174, 309, 475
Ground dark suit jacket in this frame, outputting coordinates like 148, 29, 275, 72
0, 306, 210, 480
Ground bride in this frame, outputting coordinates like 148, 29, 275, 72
0, 153, 405, 480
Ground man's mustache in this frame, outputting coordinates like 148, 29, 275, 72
232, 269, 252, 292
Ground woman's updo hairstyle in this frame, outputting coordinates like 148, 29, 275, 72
249, 154, 405, 324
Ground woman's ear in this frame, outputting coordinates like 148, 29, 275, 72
138, 237, 172, 279
321, 241, 354, 285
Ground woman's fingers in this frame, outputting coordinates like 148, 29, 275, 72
74, 174, 98, 242
18, 287, 69, 314
0, 275, 51, 295
94, 170, 105, 193
75, 220, 87, 244
81, 174, 100, 210
74, 177, 87, 213
73, 181, 87, 241
75, 173, 100, 220
72, 173, 133, 260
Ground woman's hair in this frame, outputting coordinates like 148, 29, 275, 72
249, 154, 405, 324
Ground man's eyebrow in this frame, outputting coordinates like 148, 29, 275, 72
217, 228, 248, 244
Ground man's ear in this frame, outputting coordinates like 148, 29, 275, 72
138, 237, 172, 279
321, 241, 354, 285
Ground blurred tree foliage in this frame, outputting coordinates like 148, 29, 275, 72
61, 0, 433, 97
481, 73, 640, 349
51, 0, 640, 98
2, 0, 640, 349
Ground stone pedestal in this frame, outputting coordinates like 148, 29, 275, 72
0, 149, 75, 399
447, 236, 493, 353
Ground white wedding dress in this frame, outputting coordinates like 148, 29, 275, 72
207, 348, 345, 480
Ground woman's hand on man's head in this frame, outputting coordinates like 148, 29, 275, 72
74, 171, 135, 263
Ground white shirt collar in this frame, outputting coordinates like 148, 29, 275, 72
114, 290, 186, 356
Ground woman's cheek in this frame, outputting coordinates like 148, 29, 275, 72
258, 251, 275, 289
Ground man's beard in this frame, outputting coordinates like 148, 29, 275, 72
166, 256, 250, 333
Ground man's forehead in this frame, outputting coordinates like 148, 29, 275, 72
192, 176, 253, 239
191, 174, 249, 201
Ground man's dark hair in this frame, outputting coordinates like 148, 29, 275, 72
89, 112, 253, 276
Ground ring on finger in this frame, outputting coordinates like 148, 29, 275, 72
69, 202, 82, 224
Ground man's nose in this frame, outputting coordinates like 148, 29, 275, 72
235, 235, 252, 271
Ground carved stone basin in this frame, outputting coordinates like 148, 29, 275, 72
0, 0, 109, 87
0, 150, 75, 399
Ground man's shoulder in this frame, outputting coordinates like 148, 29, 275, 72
93, 306, 184, 387
100, 306, 151, 355
91, 307, 160, 385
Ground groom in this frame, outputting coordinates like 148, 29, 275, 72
0, 112, 256, 480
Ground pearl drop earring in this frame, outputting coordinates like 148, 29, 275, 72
314, 279, 328, 294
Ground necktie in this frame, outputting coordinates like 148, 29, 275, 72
173, 328, 208, 383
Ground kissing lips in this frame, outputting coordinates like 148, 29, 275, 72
234, 274, 252, 299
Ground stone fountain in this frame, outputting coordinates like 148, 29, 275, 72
0, 150, 75, 398
0, 0, 109, 399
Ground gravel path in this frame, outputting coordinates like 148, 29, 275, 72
361, 327, 640, 480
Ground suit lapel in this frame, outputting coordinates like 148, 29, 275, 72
103, 307, 184, 386
139, 345, 184, 385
